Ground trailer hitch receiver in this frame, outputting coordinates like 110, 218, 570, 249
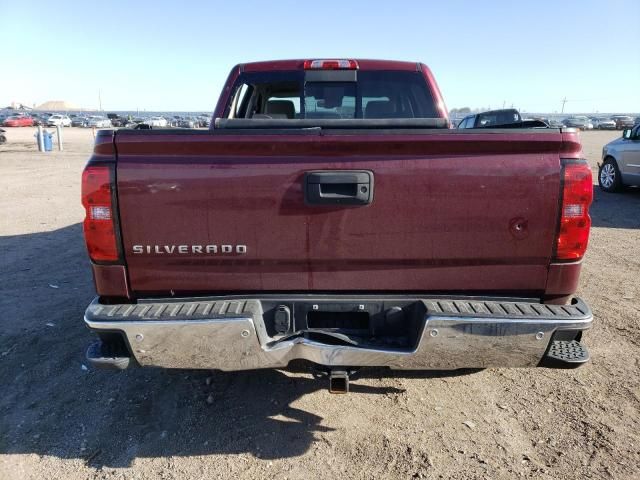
329, 369, 349, 394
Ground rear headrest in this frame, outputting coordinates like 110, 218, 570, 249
365, 100, 395, 118
265, 100, 295, 119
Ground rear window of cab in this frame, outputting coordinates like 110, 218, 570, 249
225, 71, 439, 120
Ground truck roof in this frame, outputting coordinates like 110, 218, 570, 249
241, 59, 421, 72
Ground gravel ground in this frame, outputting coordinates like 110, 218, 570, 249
0, 127, 638, 479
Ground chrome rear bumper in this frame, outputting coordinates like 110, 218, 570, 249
84, 296, 592, 371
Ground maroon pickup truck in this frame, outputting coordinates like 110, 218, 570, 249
82, 59, 593, 392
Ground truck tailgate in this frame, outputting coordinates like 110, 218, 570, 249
115, 130, 564, 296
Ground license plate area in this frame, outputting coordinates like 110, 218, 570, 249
261, 299, 426, 349
299, 302, 378, 336
307, 310, 370, 333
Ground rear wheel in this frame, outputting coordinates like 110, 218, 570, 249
599, 157, 622, 192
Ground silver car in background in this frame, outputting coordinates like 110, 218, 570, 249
563, 116, 590, 130
178, 116, 199, 128
86, 116, 112, 128
594, 118, 617, 130
599, 124, 640, 192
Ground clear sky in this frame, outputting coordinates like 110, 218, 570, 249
2, 0, 639, 113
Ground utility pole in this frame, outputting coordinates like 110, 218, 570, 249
98, 89, 103, 111
561, 97, 568, 114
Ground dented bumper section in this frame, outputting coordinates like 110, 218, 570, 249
84, 296, 592, 371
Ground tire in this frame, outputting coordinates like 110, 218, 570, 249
599, 157, 623, 193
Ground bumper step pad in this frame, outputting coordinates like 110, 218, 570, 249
541, 340, 590, 369
86, 340, 131, 370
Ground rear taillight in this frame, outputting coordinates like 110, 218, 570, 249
555, 162, 593, 261
81, 165, 119, 262
303, 59, 358, 70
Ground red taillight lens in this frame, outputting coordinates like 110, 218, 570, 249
81, 165, 119, 262
303, 59, 358, 70
555, 162, 593, 260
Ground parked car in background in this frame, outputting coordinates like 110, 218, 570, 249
86, 116, 112, 128
611, 115, 635, 130
123, 117, 147, 128
30, 113, 47, 126
3, 115, 34, 127
541, 118, 564, 128
46, 114, 72, 127
563, 116, 590, 130
197, 115, 211, 127
106, 113, 127, 127
457, 109, 522, 128
126, 117, 146, 127
171, 116, 184, 127
145, 116, 168, 127
72, 116, 89, 127
599, 124, 640, 192
595, 118, 617, 130
178, 116, 199, 128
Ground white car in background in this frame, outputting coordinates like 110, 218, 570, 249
86, 116, 112, 128
46, 114, 71, 127
146, 116, 168, 127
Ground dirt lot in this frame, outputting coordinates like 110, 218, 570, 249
0, 127, 638, 479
